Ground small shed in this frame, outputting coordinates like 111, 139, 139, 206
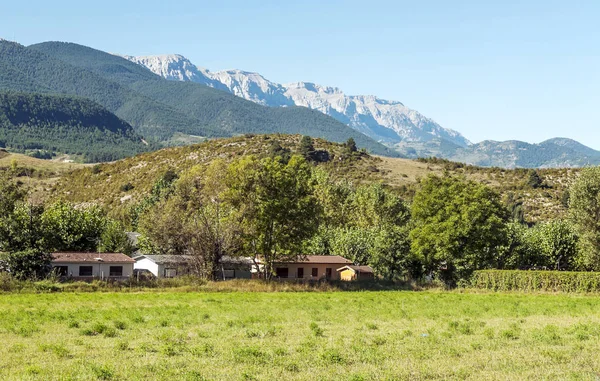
52, 252, 134, 280
336, 265, 375, 281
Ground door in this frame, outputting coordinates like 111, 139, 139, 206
297, 267, 304, 279
326, 268, 332, 279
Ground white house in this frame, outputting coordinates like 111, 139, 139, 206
51, 252, 134, 280
134, 255, 254, 279
133, 255, 194, 278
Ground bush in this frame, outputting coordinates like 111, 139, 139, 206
0, 250, 52, 280
471, 270, 600, 293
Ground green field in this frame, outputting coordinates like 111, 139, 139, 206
1, 290, 600, 380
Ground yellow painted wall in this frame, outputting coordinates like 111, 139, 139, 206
339, 269, 356, 281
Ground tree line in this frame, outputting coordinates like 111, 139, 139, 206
3, 136, 600, 285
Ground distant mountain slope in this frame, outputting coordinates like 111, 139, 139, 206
27, 42, 398, 157
123, 54, 471, 147
447, 138, 600, 168
0, 92, 150, 162
0, 40, 211, 140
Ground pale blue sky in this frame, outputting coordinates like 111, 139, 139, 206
2, 0, 600, 147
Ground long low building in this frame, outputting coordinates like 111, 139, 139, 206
270, 255, 353, 280
51, 252, 134, 280
133, 255, 253, 279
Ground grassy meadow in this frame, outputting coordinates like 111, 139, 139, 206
1, 290, 600, 380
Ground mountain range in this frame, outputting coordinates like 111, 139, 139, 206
123, 53, 600, 168
0, 39, 396, 158
0, 38, 598, 167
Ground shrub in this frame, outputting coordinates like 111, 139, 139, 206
471, 270, 600, 292
0, 250, 52, 280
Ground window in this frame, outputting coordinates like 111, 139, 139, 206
312, 268, 318, 277
109, 266, 123, 277
276, 268, 289, 278
54, 266, 68, 276
297, 267, 304, 278
326, 268, 333, 279
79, 266, 93, 277
164, 268, 177, 278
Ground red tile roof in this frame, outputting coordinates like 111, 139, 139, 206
52, 252, 134, 263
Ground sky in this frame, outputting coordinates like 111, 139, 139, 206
2, 0, 600, 147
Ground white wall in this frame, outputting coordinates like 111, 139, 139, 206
53, 262, 133, 279
134, 257, 160, 277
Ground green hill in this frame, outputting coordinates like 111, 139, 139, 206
0, 92, 154, 162
49, 134, 576, 224
26, 41, 397, 156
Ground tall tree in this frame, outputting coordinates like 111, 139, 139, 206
225, 155, 319, 279
569, 166, 600, 270
138, 160, 242, 279
410, 175, 509, 284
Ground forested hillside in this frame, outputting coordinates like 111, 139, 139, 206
0, 92, 151, 162
18, 41, 396, 156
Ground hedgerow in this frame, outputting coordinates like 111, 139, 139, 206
471, 270, 600, 292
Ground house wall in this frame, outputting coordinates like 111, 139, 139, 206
339, 269, 356, 281
53, 262, 133, 279
134, 258, 160, 277
272, 263, 344, 280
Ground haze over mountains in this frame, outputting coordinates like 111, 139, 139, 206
124, 53, 600, 168
0, 38, 598, 167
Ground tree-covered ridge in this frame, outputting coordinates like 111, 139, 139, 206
0, 40, 222, 140
26, 41, 397, 156
0, 92, 152, 162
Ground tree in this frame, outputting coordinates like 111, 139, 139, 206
527, 170, 543, 189
345, 137, 357, 153
532, 220, 579, 270
0, 174, 45, 252
98, 220, 133, 255
0, 249, 52, 280
410, 175, 509, 285
299, 135, 315, 159
138, 160, 242, 279
41, 201, 107, 252
225, 155, 320, 279
370, 226, 419, 280
569, 166, 600, 270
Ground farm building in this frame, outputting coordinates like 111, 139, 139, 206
51, 252, 134, 280
336, 265, 375, 281
133, 255, 253, 279
265, 255, 353, 280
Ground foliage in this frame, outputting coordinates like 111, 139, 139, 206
41, 201, 107, 252
0, 249, 52, 280
410, 175, 509, 284
98, 220, 133, 255
138, 161, 242, 279
569, 166, 600, 270
299, 135, 315, 159
471, 269, 600, 292
0, 92, 152, 162
225, 155, 319, 278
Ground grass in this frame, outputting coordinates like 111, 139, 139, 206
1, 290, 600, 380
